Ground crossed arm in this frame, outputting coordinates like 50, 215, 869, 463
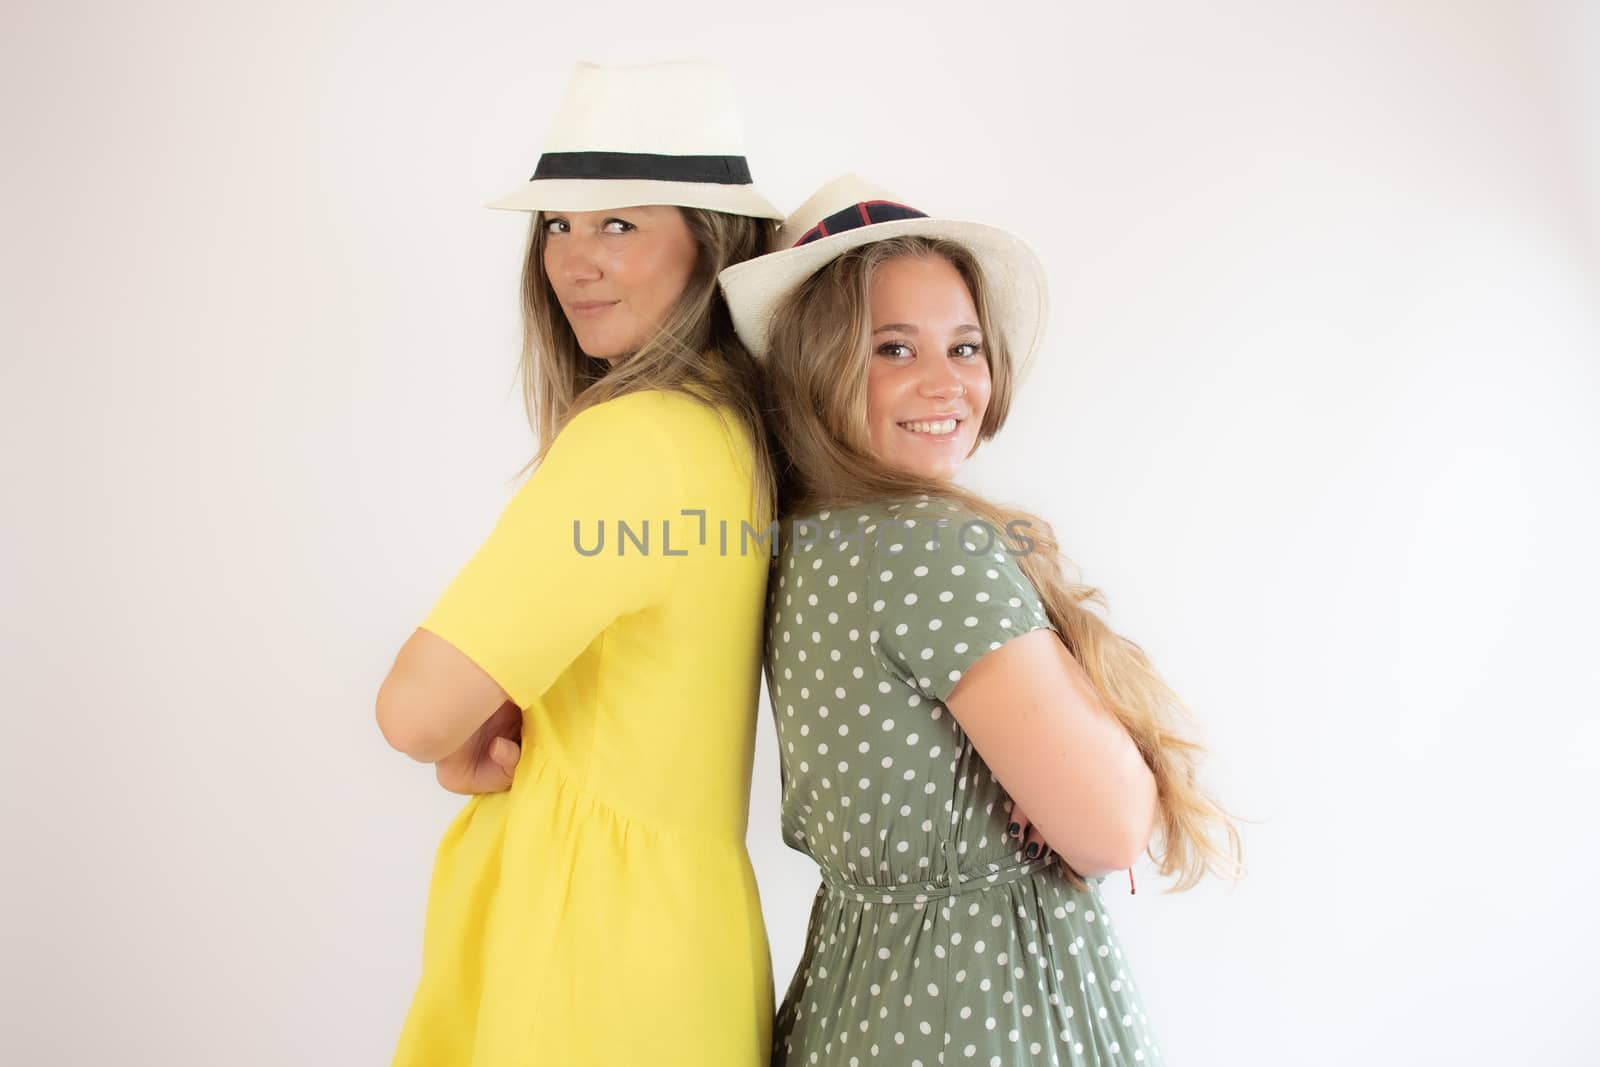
946, 628, 1158, 879
377, 628, 524, 794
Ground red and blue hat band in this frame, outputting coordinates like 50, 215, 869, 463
792, 200, 929, 247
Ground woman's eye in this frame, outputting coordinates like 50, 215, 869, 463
602, 218, 637, 233
952, 342, 984, 358
876, 342, 913, 359
544, 217, 569, 235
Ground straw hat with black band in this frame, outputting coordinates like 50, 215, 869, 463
716, 174, 1049, 381
487, 60, 783, 220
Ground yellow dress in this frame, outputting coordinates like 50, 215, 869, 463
391, 389, 774, 1066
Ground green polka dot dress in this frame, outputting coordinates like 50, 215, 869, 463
766, 496, 1160, 1066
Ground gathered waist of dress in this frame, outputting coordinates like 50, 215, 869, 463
818, 854, 1059, 905
514, 741, 752, 850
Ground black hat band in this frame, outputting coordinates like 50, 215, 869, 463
530, 151, 753, 185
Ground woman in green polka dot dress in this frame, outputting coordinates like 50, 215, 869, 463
719, 176, 1243, 1067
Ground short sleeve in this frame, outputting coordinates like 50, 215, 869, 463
419, 392, 686, 708
868, 505, 1056, 704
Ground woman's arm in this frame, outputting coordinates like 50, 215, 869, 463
869, 507, 1157, 878
945, 629, 1157, 877
376, 629, 511, 763
373, 391, 685, 766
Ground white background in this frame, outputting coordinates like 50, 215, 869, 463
3, 1, 1597, 1063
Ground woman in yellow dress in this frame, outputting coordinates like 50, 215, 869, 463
375, 62, 784, 1066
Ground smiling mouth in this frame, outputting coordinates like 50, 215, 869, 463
568, 300, 619, 317
898, 417, 962, 437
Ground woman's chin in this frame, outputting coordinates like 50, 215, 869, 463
575, 342, 624, 363
570, 328, 638, 364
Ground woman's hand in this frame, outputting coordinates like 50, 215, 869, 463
1006, 798, 1054, 862
434, 699, 522, 795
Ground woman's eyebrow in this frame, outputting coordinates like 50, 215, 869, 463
871, 323, 983, 335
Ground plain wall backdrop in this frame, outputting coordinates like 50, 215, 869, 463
3, 1, 1597, 1063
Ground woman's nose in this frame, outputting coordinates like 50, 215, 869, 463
548, 235, 603, 285
919, 355, 966, 399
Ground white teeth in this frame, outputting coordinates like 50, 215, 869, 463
900, 418, 958, 435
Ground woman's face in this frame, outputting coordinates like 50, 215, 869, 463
542, 206, 699, 361
863, 254, 992, 480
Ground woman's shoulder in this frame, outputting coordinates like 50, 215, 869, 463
563, 387, 707, 431
536, 392, 706, 508
561, 389, 761, 516
556, 388, 738, 460
777, 498, 1030, 593
787, 496, 1003, 551
852, 499, 1044, 609
785, 494, 954, 525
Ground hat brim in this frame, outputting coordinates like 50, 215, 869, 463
487, 177, 783, 220
717, 217, 1049, 383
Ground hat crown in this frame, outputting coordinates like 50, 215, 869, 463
542, 61, 747, 156
778, 174, 920, 248
488, 60, 782, 218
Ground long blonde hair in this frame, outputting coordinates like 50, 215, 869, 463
514, 208, 780, 526
763, 235, 1242, 891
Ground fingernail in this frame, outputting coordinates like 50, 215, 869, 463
1026, 843, 1040, 859
1007, 822, 1020, 837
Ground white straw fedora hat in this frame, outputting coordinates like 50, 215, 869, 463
487, 61, 783, 220
717, 174, 1049, 380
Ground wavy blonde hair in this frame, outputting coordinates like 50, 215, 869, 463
513, 208, 780, 527
762, 235, 1242, 891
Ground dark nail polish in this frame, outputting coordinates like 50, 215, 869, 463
1026, 842, 1040, 859
1007, 822, 1020, 837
